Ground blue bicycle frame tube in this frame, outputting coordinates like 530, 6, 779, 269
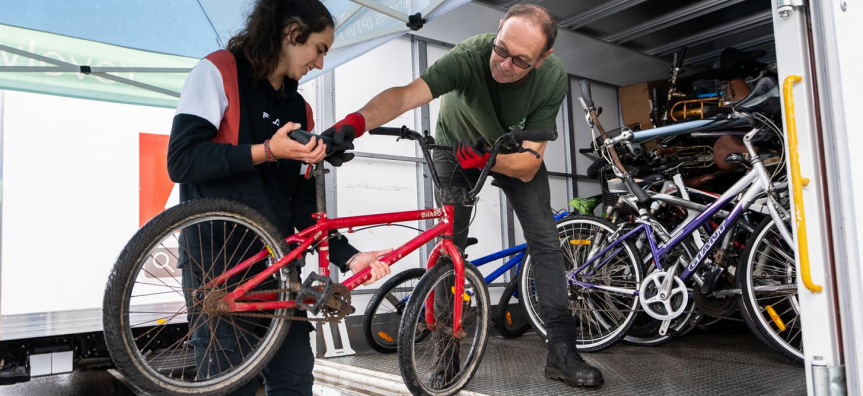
471, 245, 525, 266
631, 119, 713, 142
472, 211, 569, 284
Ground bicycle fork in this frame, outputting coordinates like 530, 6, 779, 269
423, 205, 469, 339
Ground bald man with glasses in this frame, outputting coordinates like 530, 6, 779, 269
320, 4, 604, 389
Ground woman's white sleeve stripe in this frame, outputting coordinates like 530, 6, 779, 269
174, 59, 228, 129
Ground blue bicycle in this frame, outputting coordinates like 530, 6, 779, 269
362, 211, 572, 353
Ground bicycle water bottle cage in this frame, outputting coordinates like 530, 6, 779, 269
295, 272, 333, 315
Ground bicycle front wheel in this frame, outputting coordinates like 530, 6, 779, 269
362, 267, 427, 354
103, 198, 296, 395
737, 217, 804, 364
398, 259, 490, 396
519, 215, 643, 351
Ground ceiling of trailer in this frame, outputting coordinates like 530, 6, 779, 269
477, 0, 776, 71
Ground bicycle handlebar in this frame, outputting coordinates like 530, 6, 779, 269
288, 129, 316, 145
369, 125, 557, 204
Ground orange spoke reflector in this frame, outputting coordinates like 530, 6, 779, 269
377, 331, 394, 342
451, 287, 471, 302
506, 311, 513, 326
569, 239, 591, 245
765, 305, 786, 332
156, 318, 167, 325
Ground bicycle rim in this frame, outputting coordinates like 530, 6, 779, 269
740, 218, 803, 362
399, 262, 489, 396
364, 268, 427, 353
106, 200, 293, 394
522, 216, 643, 351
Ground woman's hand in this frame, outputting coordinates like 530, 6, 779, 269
349, 248, 394, 285
269, 122, 326, 164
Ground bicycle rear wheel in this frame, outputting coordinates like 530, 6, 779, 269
519, 215, 643, 351
362, 267, 427, 354
737, 217, 803, 364
103, 198, 295, 395
398, 259, 490, 396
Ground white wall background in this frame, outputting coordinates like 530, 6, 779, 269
1, 90, 175, 314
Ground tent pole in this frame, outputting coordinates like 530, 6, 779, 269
0, 43, 182, 98
0, 66, 190, 73
346, 0, 411, 22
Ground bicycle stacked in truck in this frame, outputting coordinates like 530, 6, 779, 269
518, 80, 802, 363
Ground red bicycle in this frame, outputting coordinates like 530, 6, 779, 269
102, 126, 556, 396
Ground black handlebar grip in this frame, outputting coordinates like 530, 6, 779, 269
512, 129, 558, 142
288, 129, 314, 144
579, 80, 594, 108
624, 174, 651, 203
368, 127, 404, 137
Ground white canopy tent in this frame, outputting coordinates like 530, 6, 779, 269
0, 0, 473, 107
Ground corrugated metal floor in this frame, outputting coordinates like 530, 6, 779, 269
329, 329, 806, 396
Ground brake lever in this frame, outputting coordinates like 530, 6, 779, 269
522, 147, 540, 159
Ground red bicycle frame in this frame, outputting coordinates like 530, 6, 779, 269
203, 192, 469, 337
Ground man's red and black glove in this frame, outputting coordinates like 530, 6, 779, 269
321, 112, 365, 154
454, 137, 491, 170
320, 112, 364, 167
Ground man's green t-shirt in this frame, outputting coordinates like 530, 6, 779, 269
420, 33, 567, 147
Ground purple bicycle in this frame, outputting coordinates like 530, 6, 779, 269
518, 80, 797, 357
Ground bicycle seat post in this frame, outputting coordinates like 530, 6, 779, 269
314, 163, 327, 214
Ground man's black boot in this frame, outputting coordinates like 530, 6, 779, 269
424, 336, 460, 388
545, 342, 604, 387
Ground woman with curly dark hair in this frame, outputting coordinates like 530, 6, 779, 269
167, 1, 391, 395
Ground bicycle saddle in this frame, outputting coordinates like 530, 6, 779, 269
736, 76, 780, 114
713, 135, 751, 172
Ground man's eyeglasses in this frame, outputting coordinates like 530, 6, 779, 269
492, 43, 534, 69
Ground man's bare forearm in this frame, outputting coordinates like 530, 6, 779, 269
358, 78, 434, 130
491, 141, 547, 182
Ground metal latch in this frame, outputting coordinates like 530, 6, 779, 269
777, 0, 804, 19
811, 358, 845, 396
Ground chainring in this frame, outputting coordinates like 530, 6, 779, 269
639, 271, 688, 321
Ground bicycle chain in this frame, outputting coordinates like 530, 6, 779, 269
219, 283, 353, 324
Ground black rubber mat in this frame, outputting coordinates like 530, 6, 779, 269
328, 329, 806, 395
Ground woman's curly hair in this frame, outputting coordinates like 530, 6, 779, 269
227, 0, 335, 81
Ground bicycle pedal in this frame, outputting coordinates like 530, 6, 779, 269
701, 267, 725, 295
295, 272, 333, 315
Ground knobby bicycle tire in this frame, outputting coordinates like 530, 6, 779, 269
398, 259, 490, 396
103, 198, 294, 395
